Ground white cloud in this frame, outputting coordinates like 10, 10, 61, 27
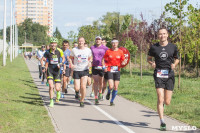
85, 17, 96, 22
64, 22, 81, 27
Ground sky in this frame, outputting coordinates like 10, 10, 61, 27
0, 0, 199, 38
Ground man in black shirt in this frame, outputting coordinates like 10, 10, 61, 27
147, 28, 179, 131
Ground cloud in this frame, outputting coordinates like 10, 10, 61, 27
64, 22, 81, 27
85, 17, 96, 22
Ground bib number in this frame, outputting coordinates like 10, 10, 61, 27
50, 58, 58, 64
157, 70, 169, 78
111, 66, 118, 72
94, 66, 102, 70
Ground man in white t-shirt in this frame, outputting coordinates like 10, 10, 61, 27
69, 37, 92, 107
36, 45, 46, 84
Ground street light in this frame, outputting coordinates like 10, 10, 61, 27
3, 0, 7, 66
10, 0, 13, 62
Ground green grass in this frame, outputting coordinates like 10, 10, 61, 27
0, 55, 55, 133
119, 69, 200, 128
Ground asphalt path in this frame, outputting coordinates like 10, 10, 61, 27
25, 58, 199, 133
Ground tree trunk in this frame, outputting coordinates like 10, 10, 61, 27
135, 53, 136, 65
129, 56, 132, 77
140, 42, 143, 80
178, 53, 181, 89
197, 43, 199, 78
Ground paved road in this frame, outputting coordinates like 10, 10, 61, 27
25, 59, 198, 133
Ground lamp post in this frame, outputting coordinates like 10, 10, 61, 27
3, 0, 7, 66
10, 0, 13, 62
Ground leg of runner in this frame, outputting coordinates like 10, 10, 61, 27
98, 76, 104, 101
39, 65, 42, 79
164, 89, 173, 105
110, 80, 120, 106
48, 79, 54, 107
93, 75, 100, 104
74, 79, 80, 99
106, 79, 114, 101
55, 82, 61, 102
90, 78, 94, 97
80, 76, 87, 107
62, 76, 67, 96
156, 88, 166, 130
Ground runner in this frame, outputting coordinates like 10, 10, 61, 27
41, 37, 65, 107
84, 43, 92, 88
102, 38, 125, 106
61, 40, 71, 98
91, 36, 109, 104
101, 38, 109, 96
147, 28, 179, 131
36, 45, 46, 84
69, 37, 92, 107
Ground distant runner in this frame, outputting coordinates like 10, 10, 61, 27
69, 37, 92, 107
61, 40, 71, 98
42, 37, 65, 107
147, 28, 179, 131
36, 45, 46, 84
102, 38, 125, 106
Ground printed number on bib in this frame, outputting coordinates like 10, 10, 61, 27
94, 66, 102, 70
157, 70, 169, 78
111, 66, 118, 72
50, 58, 58, 64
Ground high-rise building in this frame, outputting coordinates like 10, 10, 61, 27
15, 0, 53, 36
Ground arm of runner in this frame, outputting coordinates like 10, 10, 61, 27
88, 56, 92, 68
171, 59, 179, 70
63, 63, 66, 74
69, 56, 74, 69
147, 56, 156, 69
102, 58, 107, 72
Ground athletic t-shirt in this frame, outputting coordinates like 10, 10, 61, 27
103, 49, 125, 72
44, 48, 64, 68
148, 43, 179, 69
70, 47, 92, 71
37, 50, 46, 65
63, 49, 71, 67
91, 44, 109, 66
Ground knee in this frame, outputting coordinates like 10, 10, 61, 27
157, 98, 164, 105
165, 100, 171, 105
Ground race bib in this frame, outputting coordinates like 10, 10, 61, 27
50, 58, 58, 64
94, 66, 102, 70
157, 70, 169, 78
111, 66, 118, 72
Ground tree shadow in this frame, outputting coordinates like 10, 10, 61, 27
82, 118, 159, 130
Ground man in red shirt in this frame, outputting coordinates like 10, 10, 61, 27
102, 38, 125, 106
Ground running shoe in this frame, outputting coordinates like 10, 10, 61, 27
39, 75, 41, 79
61, 93, 64, 98
80, 102, 84, 107
46, 82, 49, 86
55, 98, 59, 102
65, 88, 68, 94
41, 81, 44, 84
49, 99, 54, 107
90, 92, 94, 98
95, 99, 99, 105
160, 123, 166, 131
110, 102, 115, 106
106, 92, 111, 100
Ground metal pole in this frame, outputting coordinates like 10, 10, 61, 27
178, 0, 182, 89
10, 0, 13, 62
3, 0, 7, 66
12, 6, 15, 60
15, 21, 17, 58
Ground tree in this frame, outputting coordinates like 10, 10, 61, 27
67, 30, 77, 43
53, 27, 64, 45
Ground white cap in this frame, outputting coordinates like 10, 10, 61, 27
95, 36, 102, 40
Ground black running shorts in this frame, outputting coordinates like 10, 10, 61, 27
107, 71, 120, 81
64, 67, 71, 77
92, 66, 104, 77
153, 69, 175, 91
73, 69, 89, 79
47, 67, 61, 83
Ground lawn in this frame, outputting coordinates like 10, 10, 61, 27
118, 69, 200, 128
0, 55, 55, 133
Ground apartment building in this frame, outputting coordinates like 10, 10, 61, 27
16, 0, 53, 36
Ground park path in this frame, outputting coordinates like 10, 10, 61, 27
25, 58, 198, 133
